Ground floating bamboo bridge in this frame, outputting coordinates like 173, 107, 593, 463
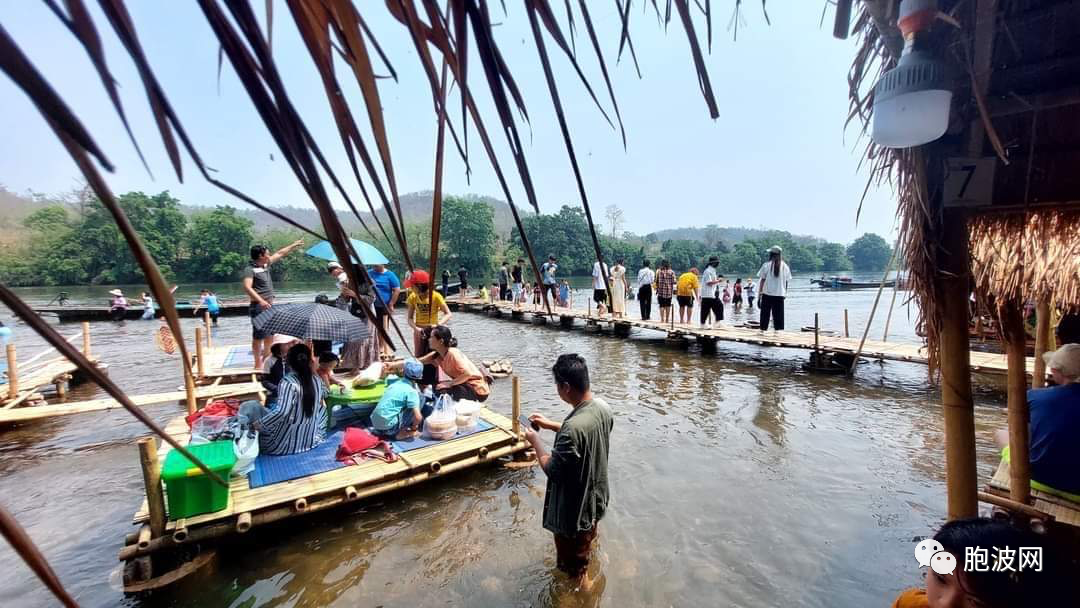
451, 298, 1035, 379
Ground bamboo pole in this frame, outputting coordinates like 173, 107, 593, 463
138, 437, 167, 538
848, 248, 898, 376
1032, 300, 1051, 388
843, 309, 849, 338
6, 344, 17, 400
1001, 303, 1031, 504
511, 375, 521, 437
814, 313, 820, 355
204, 312, 212, 348
82, 321, 91, 358
183, 373, 197, 415
882, 281, 900, 342
195, 327, 205, 379
939, 211, 978, 520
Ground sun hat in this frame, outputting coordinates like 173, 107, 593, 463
405, 269, 430, 287
1042, 344, 1080, 380
272, 334, 298, 346
403, 359, 424, 381
326, 261, 343, 271
767, 245, 783, 254
109, 289, 123, 296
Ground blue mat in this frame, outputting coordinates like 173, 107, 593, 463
247, 419, 496, 488
224, 346, 254, 369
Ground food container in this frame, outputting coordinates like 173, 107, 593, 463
161, 440, 236, 519
454, 399, 483, 432
424, 417, 458, 440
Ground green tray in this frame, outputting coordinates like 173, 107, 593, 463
325, 380, 388, 405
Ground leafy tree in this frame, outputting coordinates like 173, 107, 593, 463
22, 206, 69, 233
440, 196, 496, 278
512, 205, 594, 276
184, 207, 254, 281
847, 233, 892, 271
660, 239, 709, 271
262, 228, 325, 283
817, 242, 853, 271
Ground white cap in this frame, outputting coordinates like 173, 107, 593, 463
327, 261, 343, 271
109, 289, 123, 296
1043, 344, 1080, 381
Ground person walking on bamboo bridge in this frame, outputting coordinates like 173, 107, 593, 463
699, 256, 723, 329
636, 260, 655, 320
675, 268, 700, 326
525, 354, 613, 593
655, 260, 676, 324
244, 240, 305, 369
756, 246, 791, 332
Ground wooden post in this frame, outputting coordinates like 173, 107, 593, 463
195, 327, 205, 379
1001, 303, 1031, 504
138, 437, 166, 538
6, 344, 17, 400
814, 313, 820, 354
939, 210, 978, 520
844, 309, 850, 338
81, 321, 91, 358
882, 281, 900, 342
184, 372, 197, 415
1032, 300, 1051, 388
204, 312, 213, 349
511, 375, 521, 437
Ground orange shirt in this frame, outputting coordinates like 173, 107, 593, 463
438, 348, 489, 398
891, 589, 928, 608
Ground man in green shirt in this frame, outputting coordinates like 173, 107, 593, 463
525, 354, 613, 591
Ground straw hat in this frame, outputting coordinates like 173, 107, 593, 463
1042, 344, 1080, 381
109, 289, 123, 296
767, 245, 783, 254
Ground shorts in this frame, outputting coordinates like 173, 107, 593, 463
512, 283, 523, 300
593, 289, 607, 304
249, 302, 270, 339
208, 311, 220, 324
676, 295, 693, 308
733, 295, 742, 304
658, 296, 672, 307
553, 526, 597, 578
374, 303, 390, 325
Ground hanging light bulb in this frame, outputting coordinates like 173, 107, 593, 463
872, 0, 953, 148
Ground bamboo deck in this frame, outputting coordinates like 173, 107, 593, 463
0, 381, 263, 424
988, 460, 1080, 528
197, 344, 263, 379
122, 405, 527, 560
455, 298, 1035, 378
2, 356, 100, 408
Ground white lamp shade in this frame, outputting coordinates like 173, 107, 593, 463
872, 89, 953, 148
871, 50, 952, 148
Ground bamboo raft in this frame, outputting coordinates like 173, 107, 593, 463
1, 322, 102, 409
454, 298, 1036, 378
985, 459, 1080, 529
119, 380, 529, 590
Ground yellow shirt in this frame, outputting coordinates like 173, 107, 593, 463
676, 272, 700, 297
407, 290, 446, 326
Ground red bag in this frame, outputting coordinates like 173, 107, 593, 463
336, 427, 396, 464
185, 398, 241, 428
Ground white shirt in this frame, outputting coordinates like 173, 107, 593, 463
757, 261, 792, 297
592, 261, 609, 290
700, 266, 720, 299
636, 267, 655, 288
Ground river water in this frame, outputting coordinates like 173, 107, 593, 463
0, 275, 1011, 607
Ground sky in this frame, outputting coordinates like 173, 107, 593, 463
0, 1, 898, 245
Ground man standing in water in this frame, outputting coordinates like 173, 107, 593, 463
243, 240, 304, 369
525, 354, 614, 592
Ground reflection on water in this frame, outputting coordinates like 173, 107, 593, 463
0, 283, 1009, 607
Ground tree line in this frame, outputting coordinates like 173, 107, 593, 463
0, 191, 891, 288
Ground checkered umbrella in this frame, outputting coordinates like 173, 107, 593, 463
252, 303, 370, 342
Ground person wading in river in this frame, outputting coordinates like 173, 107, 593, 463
243, 240, 305, 369
525, 354, 613, 592
756, 245, 792, 332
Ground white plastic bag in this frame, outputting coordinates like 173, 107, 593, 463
423, 394, 458, 440
233, 431, 259, 477
352, 361, 384, 387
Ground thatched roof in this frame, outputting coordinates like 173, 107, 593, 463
848, 0, 1080, 368
970, 209, 1080, 312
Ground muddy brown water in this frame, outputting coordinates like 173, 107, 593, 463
0, 279, 1009, 607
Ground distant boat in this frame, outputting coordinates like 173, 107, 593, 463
810, 275, 899, 290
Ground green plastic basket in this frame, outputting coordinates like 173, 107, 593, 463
161, 440, 236, 519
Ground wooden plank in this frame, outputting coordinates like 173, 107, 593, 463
0, 382, 262, 424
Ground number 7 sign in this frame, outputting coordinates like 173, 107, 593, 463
943, 157, 996, 207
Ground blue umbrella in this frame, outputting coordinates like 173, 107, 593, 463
305, 238, 389, 265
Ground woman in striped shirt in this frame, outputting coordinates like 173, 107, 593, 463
258, 343, 328, 455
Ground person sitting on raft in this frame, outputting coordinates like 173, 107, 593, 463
317, 351, 345, 390
255, 343, 328, 455
371, 360, 427, 440
994, 343, 1080, 500
417, 325, 490, 403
